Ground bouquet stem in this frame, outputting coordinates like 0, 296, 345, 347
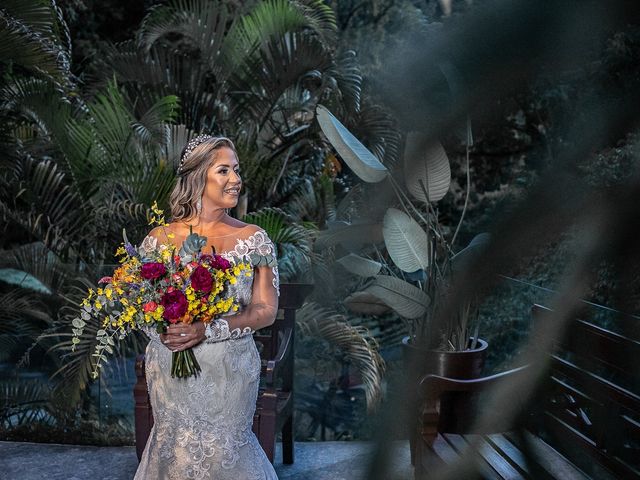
171, 348, 201, 378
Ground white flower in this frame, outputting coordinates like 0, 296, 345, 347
140, 235, 158, 254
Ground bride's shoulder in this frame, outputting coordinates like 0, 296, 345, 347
237, 222, 263, 237
146, 222, 184, 244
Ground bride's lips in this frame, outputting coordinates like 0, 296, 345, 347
224, 187, 240, 196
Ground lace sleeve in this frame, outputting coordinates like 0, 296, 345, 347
205, 229, 279, 343
141, 325, 161, 344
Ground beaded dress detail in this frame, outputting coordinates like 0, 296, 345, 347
134, 229, 279, 480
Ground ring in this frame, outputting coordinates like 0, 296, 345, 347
180, 333, 187, 337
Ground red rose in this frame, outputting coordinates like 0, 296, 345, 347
160, 290, 188, 323
143, 301, 158, 313
200, 254, 232, 270
190, 266, 213, 294
140, 262, 167, 280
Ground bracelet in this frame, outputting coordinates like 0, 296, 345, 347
204, 318, 254, 343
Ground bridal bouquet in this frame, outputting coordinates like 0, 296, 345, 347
71, 203, 251, 379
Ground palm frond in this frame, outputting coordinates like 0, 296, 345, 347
0, 155, 88, 254
224, 0, 336, 73
0, 0, 73, 90
0, 378, 52, 428
131, 94, 179, 147
0, 288, 52, 362
137, 0, 231, 76
297, 302, 385, 411
243, 206, 314, 251
0, 242, 70, 295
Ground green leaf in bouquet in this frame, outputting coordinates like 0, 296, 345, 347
179, 232, 208, 257
81, 311, 90, 320
72, 317, 86, 328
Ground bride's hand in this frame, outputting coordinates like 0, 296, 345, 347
161, 322, 206, 351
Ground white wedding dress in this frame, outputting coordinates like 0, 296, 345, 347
135, 230, 280, 480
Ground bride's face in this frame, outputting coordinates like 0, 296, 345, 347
203, 147, 242, 210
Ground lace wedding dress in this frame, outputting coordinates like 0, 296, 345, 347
134, 229, 280, 480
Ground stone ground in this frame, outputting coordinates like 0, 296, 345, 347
0, 440, 412, 480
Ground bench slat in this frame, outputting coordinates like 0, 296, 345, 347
543, 411, 636, 479
441, 434, 502, 480
473, 435, 527, 480
485, 434, 531, 478
550, 355, 640, 414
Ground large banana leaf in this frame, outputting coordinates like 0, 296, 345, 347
344, 291, 391, 316
336, 253, 382, 277
403, 132, 451, 203
363, 275, 430, 319
383, 208, 430, 272
316, 105, 388, 183
451, 232, 491, 274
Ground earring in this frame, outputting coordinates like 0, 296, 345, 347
196, 198, 202, 214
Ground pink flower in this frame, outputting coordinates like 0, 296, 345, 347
160, 290, 188, 323
98, 276, 113, 284
140, 262, 167, 280
190, 266, 213, 294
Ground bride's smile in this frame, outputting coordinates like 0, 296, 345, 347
202, 146, 243, 210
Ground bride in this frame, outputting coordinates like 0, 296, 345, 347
134, 135, 280, 480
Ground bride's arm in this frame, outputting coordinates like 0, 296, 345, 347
208, 262, 278, 339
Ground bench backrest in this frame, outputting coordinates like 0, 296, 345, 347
531, 304, 640, 479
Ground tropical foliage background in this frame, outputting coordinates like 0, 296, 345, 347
1, 0, 639, 449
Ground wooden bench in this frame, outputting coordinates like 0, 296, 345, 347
133, 283, 313, 464
414, 304, 640, 479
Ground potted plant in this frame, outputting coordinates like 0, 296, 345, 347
315, 104, 489, 451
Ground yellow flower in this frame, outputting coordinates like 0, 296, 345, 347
95, 301, 102, 310
105, 288, 112, 299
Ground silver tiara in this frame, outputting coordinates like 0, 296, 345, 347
178, 134, 213, 174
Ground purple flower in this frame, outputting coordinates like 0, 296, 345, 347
125, 242, 137, 256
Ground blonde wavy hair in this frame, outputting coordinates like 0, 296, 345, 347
169, 136, 238, 221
